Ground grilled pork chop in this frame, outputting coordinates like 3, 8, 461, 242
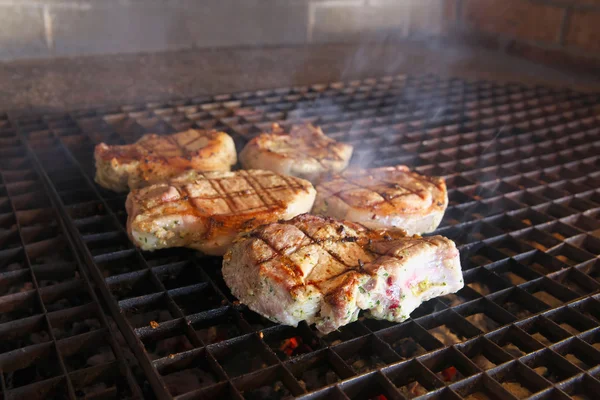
313, 166, 448, 235
222, 214, 463, 334
126, 170, 316, 256
239, 124, 353, 182
95, 129, 237, 192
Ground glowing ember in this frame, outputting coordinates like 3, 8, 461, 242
440, 366, 458, 381
279, 337, 300, 356
371, 395, 387, 400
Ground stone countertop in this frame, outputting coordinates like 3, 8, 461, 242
2, 42, 600, 114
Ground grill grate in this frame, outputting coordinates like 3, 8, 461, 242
0, 115, 143, 399
6, 74, 600, 399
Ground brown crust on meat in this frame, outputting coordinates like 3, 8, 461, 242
315, 165, 447, 216
323, 271, 362, 315
128, 170, 314, 245
97, 130, 226, 163
95, 129, 236, 190
223, 214, 462, 333
239, 123, 353, 181
233, 214, 409, 291
248, 123, 349, 163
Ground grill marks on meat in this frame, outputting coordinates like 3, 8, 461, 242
126, 170, 316, 256
313, 165, 448, 235
239, 124, 353, 183
222, 214, 463, 334
95, 129, 237, 192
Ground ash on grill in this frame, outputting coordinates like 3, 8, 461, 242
399, 381, 428, 398
163, 369, 218, 396
297, 365, 339, 392
243, 381, 292, 400
349, 353, 387, 374
197, 324, 241, 344
393, 337, 427, 358
466, 313, 499, 332
54, 317, 102, 339
471, 354, 496, 370
146, 335, 193, 360
429, 325, 465, 346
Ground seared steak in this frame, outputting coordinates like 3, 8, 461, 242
239, 124, 353, 183
222, 214, 462, 334
126, 170, 316, 255
95, 129, 237, 192
313, 165, 447, 235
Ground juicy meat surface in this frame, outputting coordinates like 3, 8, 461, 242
222, 214, 463, 334
126, 170, 316, 256
95, 129, 237, 192
239, 123, 353, 183
313, 165, 448, 235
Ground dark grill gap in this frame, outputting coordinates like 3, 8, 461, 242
4, 73, 600, 399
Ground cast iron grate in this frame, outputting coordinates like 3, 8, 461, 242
0, 115, 143, 399
7, 74, 600, 399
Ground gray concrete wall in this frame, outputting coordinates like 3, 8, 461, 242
0, 0, 455, 61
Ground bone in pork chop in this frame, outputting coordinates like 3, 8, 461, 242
95, 129, 237, 192
313, 165, 448, 235
239, 123, 353, 183
222, 214, 463, 334
126, 170, 316, 256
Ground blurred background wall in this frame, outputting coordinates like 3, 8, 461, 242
1, 0, 599, 70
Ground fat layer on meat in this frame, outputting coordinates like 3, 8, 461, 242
313, 165, 448, 235
239, 123, 353, 183
95, 129, 237, 192
222, 214, 463, 334
126, 170, 316, 256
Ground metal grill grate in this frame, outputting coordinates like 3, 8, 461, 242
6, 74, 600, 400
0, 115, 143, 399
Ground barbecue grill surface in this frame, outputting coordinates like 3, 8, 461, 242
3, 74, 600, 399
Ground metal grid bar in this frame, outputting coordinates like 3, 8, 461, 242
0, 114, 143, 399
8, 73, 600, 399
